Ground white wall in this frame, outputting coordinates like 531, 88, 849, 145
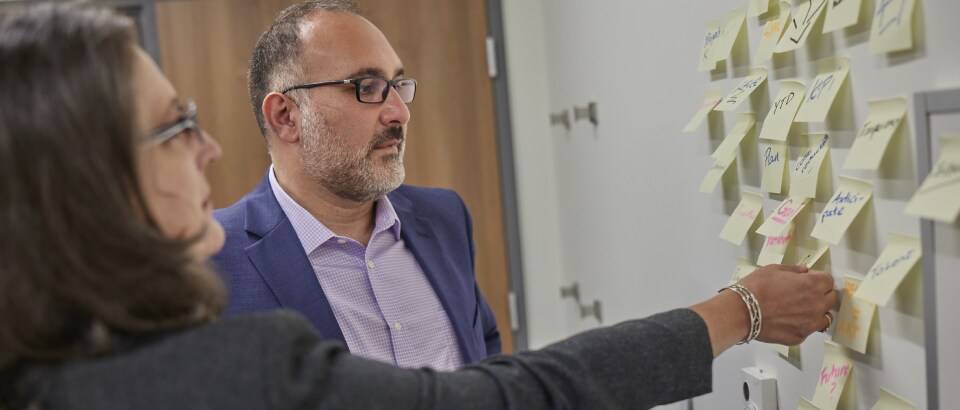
503, 0, 960, 408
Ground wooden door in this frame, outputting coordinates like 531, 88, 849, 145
155, 0, 514, 353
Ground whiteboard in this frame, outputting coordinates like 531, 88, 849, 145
500, 0, 960, 409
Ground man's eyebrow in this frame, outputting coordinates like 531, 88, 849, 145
345, 67, 406, 79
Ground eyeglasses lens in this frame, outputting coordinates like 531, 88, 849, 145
395, 79, 416, 103
357, 78, 416, 103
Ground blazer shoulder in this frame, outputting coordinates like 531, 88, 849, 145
210, 194, 256, 271
391, 185, 465, 211
213, 173, 277, 236
213, 195, 249, 233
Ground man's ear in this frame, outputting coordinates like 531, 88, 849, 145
262, 92, 301, 144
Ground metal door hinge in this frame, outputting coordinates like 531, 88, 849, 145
508, 291, 519, 331
485, 36, 498, 79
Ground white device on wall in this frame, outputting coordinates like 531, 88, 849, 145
741, 366, 777, 410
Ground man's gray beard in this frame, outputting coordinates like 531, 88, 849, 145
299, 110, 405, 203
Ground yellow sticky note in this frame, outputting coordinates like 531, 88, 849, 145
757, 196, 810, 236
870, 388, 916, 410
774, 0, 828, 53
720, 192, 764, 245
698, 19, 723, 72
712, 113, 756, 159
790, 134, 831, 199
904, 136, 960, 223
754, 2, 792, 64
699, 154, 736, 194
795, 57, 851, 123
813, 341, 855, 410
714, 8, 747, 64
715, 68, 768, 112
832, 276, 877, 354
729, 258, 758, 286
844, 97, 908, 170
855, 233, 921, 306
748, 0, 770, 17
759, 80, 807, 142
795, 241, 830, 265
811, 176, 873, 244
869, 0, 917, 54
683, 91, 723, 133
758, 222, 794, 265
823, 0, 863, 33
800, 397, 823, 410
761, 140, 789, 194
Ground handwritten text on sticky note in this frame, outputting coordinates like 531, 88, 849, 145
757, 196, 809, 236
761, 141, 789, 194
855, 233, 921, 306
715, 68, 768, 112
720, 192, 764, 245
813, 341, 854, 409
790, 134, 831, 199
759, 80, 806, 142
832, 276, 877, 354
775, 0, 828, 53
844, 97, 907, 170
904, 136, 960, 223
869, 0, 917, 54
811, 176, 873, 244
795, 57, 850, 123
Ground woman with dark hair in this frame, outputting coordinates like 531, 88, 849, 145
0, 4, 837, 409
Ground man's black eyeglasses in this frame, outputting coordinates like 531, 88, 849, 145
281, 77, 417, 104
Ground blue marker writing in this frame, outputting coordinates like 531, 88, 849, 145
764, 147, 781, 166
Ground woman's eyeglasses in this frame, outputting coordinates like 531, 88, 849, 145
143, 100, 204, 146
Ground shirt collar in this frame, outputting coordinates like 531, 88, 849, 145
373, 194, 403, 241
269, 166, 401, 253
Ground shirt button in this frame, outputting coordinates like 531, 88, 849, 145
367, 260, 375, 269
337, 239, 346, 245
394, 322, 402, 331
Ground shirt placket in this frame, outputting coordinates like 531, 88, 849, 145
363, 233, 406, 365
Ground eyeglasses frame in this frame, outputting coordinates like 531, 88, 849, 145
142, 100, 203, 146
280, 77, 417, 104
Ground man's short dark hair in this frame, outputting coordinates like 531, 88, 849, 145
247, 0, 363, 139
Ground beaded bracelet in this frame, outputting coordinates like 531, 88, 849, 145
719, 284, 762, 344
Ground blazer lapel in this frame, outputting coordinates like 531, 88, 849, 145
242, 177, 346, 344
389, 190, 480, 363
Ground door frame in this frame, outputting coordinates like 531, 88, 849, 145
485, 0, 528, 351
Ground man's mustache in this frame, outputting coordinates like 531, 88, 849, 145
369, 127, 404, 151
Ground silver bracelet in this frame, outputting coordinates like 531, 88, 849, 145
719, 284, 762, 344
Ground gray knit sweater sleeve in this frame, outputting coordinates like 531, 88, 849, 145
283, 309, 714, 409
40, 309, 713, 409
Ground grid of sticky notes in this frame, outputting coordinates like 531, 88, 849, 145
685, 1, 929, 408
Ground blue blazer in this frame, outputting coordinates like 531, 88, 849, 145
210, 175, 501, 364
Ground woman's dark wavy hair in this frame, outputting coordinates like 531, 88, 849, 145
0, 3, 225, 400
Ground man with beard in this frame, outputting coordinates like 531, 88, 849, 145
210, 0, 500, 370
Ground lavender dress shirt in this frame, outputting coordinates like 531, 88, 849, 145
268, 168, 463, 370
